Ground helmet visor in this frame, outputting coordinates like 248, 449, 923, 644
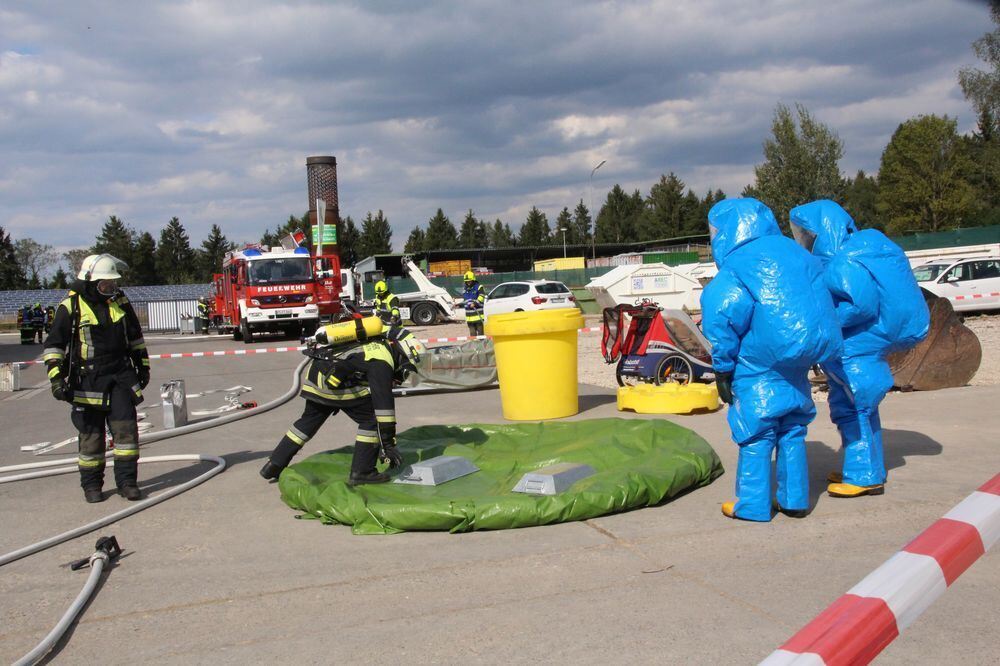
97, 279, 120, 297
790, 223, 818, 253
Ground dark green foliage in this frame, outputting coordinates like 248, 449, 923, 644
572, 200, 592, 243
93, 216, 137, 269
595, 185, 644, 243
155, 217, 197, 284
744, 103, 844, 228
404, 226, 426, 253
458, 210, 489, 248
842, 171, 881, 230
196, 224, 234, 282
358, 210, 393, 258
488, 219, 517, 248
424, 209, 458, 250
0, 227, 26, 289
876, 115, 978, 234
131, 232, 159, 285
554, 207, 575, 245
518, 206, 551, 246
339, 216, 361, 267
49, 267, 69, 290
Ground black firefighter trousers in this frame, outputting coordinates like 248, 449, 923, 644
267, 398, 381, 475
72, 381, 140, 491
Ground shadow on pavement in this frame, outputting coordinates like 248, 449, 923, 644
805, 427, 944, 510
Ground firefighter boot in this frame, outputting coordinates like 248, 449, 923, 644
259, 461, 284, 481
80, 467, 105, 504
260, 440, 301, 482
114, 458, 143, 501
721, 501, 737, 518
348, 442, 390, 486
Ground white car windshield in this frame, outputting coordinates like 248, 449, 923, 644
912, 264, 948, 282
248, 258, 312, 285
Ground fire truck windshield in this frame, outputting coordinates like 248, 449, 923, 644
247, 258, 312, 285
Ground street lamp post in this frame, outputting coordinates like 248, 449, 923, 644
559, 227, 567, 258
589, 159, 606, 261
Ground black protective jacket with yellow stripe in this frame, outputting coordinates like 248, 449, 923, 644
300, 338, 405, 440
42, 281, 149, 409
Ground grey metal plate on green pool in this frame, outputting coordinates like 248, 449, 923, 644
512, 462, 596, 495
393, 455, 480, 486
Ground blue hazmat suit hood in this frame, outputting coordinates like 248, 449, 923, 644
708, 198, 781, 269
788, 200, 858, 265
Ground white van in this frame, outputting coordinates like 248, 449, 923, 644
915, 257, 1000, 312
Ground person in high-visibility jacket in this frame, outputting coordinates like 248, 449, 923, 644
42, 254, 150, 504
260, 324, 425, 485
461, 271, 487, 336
373, 280, 402, 326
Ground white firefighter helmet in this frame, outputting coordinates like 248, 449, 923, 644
77, 253, 126, 281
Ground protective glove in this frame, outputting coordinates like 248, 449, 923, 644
715, 371, 734, 405
50, 379, 73, 403
380, 443, 403, 469
138, 367, 151, 390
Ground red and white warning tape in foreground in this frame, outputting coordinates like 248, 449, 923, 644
761, 473, 1000, 665
13, 327, 605, 365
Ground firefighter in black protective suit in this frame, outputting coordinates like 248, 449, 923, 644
43, 254, 150, 503
260, 320, 425, 485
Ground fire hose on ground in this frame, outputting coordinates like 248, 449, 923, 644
0, 358, 309, 664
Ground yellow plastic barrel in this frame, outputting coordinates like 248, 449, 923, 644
485, 308, 585, 420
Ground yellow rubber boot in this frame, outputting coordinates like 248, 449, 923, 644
721, 501, 737, 518
827, 482, 884, 498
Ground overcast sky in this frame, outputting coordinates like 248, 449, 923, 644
0, 0, 992, 258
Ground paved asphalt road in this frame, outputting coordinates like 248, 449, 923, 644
1, 331, 997, 664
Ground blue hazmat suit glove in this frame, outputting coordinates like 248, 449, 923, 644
715, 371, 734, 405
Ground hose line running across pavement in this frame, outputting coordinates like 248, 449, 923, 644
0, 357, 309, 664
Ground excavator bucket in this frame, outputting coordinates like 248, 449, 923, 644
887, 289, 982, 391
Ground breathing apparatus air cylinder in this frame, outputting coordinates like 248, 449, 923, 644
315, 316, 384, 346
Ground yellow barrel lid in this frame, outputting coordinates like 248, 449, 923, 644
485, 308, 584, 337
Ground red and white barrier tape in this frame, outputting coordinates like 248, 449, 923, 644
11, 326, 605, 365
950, 291, 1000, 301
761, 473, 1000, 665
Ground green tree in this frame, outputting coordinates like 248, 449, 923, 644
130, 232, 158, 285
338, 215, 361, 267
572, 200, 592, 244
554, 207, 575, 246
959, 2, 1000, 136
404, 226, 426, 254
155, 217, 197, 284
639, 173, 687, 240
424, 209, 458, 250
14, 238, 58, 286
488, 219, 516, 248
0, 227, 26, 289
518, 206, 551, 246
49, 267, 70, 290
458, 210, 489, 248
876, 115, 978, 234
62, 249, 90, 278
357, 210, 393, 259
595, 185, 643, 243
842, 170, 881, 230
744, 103, 844, 228
197, 224, 234, 282
93, 215, 136, 268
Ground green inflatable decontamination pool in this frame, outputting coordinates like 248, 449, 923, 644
278, 417, 724, 534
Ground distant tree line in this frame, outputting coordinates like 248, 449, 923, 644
3, 5, 998, 289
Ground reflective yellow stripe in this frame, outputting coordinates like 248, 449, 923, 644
326, 374, 342, 388
130, 340, 146, 350
113, 449, 140, 457
74, 396, 104, 406
78, 458, 104, 468
301, 384, 370, 401
376, 415, 396, 423
142, 358, 150, 366
286, 429, 305, 445
48, 366, 61, 378
356, 434, 380, 443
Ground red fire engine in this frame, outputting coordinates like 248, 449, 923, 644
213, 245, 323, 343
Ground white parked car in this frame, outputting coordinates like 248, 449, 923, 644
483, 280, 578, 320
914, 257, 1000, 312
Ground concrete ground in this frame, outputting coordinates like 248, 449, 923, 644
0, 330, 997, 665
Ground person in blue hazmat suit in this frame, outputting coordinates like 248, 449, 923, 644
700, 198, 843, 521
789, 200, 929, 498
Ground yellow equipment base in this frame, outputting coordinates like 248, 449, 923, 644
617, 383, 721, 415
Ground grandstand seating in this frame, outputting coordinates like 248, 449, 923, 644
0, 284, 212, 315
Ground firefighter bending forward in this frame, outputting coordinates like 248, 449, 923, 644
260, 325, 425, 485
43, 254, 150, 503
